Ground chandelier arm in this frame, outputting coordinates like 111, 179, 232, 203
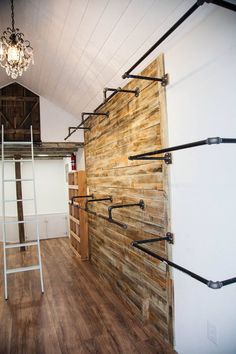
24, 40, 31, 47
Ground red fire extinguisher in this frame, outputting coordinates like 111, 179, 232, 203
71, 153, 76, 171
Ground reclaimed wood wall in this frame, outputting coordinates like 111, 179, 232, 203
84, 54, 173, 343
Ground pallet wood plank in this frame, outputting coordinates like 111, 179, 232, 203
84, 55, 173, 343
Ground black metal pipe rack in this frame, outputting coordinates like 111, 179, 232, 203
122, 73, 169, 86
64, 112, 109, 140
93, 87, 139, 114
85, 197, 113, 215
108, 200, 144, 220
64, 0, 236, 139
71, 196, 113, 216
122, 0, 236, 79
135, 233, 174, 245
70, 194, 94, 205
73, 204, 97, 216
210, 0, 236, 11
97, 213, 127, 229
96, 200, 145, 229
81, 111, 109, 122
98, 200, 145, 229
132, 237, 236, 289
129, 137, 236, 161
103, 87, 139, 102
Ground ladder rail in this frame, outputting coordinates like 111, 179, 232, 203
31, 126, 44, 293
1, 125, 8, 299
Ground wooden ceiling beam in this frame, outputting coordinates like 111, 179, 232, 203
0, 142, 84, 159
19, 101, 39, 128
0, 96, 38, 101
1, 129, 40, 134
0, 111, 14, 128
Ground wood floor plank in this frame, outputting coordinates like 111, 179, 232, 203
0, 238, 175, 354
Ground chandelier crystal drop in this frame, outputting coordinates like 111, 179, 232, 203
0, 0, 34, 79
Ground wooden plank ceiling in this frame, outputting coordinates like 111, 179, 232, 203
0, 0, 210, 121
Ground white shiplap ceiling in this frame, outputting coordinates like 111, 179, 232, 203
0, 0, 214, 120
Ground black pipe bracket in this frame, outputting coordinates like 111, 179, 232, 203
132, 232, 174, 246
85, 197, 113, 213
74, 203, 97, 216
202, 1, 236, 12
129, 152, 172, 165
122, 73, 169, 87
64, 112, 109, 140
71, 197, 114, 219
107, 199, 145, 224
132, 239, 236, 290
97, 200, 145, 229
70, 194, 94, 205
98, 213, 128, 229
81, 111, 109, 129
65, 125, 90, 140
207, 281, 223, 289
67, 126, 89, 142
129, 137, 236, 162
103, 87, 140, 101
82, 111, 109, 120
69, 126, 89, 132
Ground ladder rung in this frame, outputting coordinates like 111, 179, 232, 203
2, 219, 37, 225
6, 265, 40, 274
1, 125, 44, 298
3, 178, 33, 182
5, 198, 34, 203
5, 241, 38, 249
4, 159, 33, 163
3, 141, 32, 145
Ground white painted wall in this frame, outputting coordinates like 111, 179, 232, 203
165, 6, 236, 354
40, 96, 84, 143
76, 148, 85, 170
0, 160, 69, 241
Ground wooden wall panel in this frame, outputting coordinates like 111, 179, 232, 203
84, 54, 173, 343
68, 171, 89, 260
0, 83, 40, 142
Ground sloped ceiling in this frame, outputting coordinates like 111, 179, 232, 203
0, 0, 213, 121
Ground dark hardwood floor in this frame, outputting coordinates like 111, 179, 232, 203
0, 238, 175, 354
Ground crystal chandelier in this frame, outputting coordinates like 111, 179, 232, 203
0, 0, 34, 79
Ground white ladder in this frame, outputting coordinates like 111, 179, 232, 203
1, 125, 44, 299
